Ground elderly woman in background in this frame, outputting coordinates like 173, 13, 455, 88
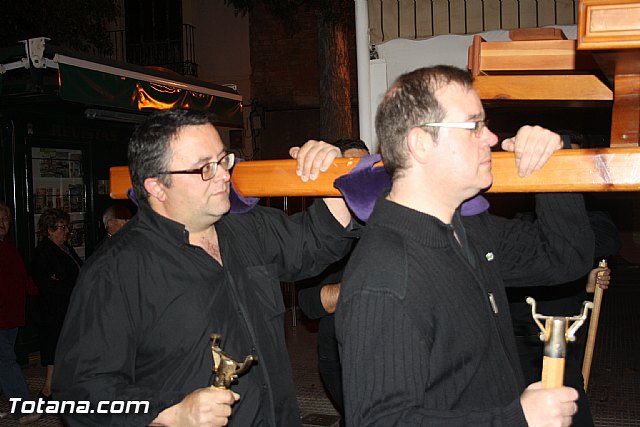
31, 208, 82, 400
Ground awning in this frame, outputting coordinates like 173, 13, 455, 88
0, 37, 243, 128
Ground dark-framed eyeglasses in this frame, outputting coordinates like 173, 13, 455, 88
418, 120, 489, 138
157, 152, 235, 181
53, 224, 70, 231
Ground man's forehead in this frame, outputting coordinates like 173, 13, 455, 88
174, 122, 220, 140
171, 124, 224, 152
436, 83, 483, 114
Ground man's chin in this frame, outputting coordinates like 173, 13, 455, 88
218, 200, 231, 216
481, 180, 493, 191
475, 173, 493, 192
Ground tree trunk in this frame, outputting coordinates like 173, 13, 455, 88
318, 16, 353, 142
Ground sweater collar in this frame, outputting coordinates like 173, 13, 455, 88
368, 193, 464, 247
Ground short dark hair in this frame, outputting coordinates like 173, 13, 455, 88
128, 109, 214, 201
38, 208, 70, 242
331, 139, 369, 155
375, 65, 473, 179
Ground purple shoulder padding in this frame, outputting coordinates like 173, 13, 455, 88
333, 154, 389, 222
229, 181, 260, 214
127, 188, 139, 206
229, 158, 260, 214
460, 194, 490, 216
333, 155, 489, 221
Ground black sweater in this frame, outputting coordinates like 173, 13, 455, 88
336, 193, 594, 426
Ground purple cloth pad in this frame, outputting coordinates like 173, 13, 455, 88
333, 154, 489, 221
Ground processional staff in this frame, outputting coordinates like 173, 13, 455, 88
582, 259, 608, 391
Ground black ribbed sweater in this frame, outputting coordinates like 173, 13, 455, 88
336, 193, 594, 426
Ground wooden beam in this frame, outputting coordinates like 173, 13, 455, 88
610, 73, 640, 146
109, 148, 640, 199
489, 148, 640, 192
473, 75, 613, 101
508, 28, 568, 41
473, 39, 598, 72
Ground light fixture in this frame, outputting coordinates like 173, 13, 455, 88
84, 108, 146, 124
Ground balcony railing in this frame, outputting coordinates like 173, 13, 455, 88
368, 0, 578, 44
97, 24, 198, 77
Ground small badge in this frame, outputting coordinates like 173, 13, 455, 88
485, 252, 494, 261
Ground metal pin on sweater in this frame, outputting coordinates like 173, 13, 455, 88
210, 333, 257, 389
526, 297, 593, 388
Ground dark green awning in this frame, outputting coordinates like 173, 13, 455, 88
0, 39, 243, 128
56, 56, 242, 128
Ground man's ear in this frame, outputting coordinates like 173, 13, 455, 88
144, 177, 167, 202
406, 127, 433, 164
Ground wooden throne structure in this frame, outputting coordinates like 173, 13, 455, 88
110, 0, 640, 198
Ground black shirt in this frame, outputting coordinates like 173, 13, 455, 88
53, 199, 357, 426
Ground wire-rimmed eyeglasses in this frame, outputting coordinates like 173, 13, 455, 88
158, 152, 235, 181
419, 120, 489, 138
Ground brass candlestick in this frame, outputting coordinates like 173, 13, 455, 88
210, 333, 257, 389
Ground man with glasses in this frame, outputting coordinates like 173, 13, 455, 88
336, 65, 593, 426
53, 109, 357, 427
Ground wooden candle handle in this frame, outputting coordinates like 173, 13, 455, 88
542, 356, 565, 388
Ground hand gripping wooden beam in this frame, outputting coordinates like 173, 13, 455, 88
109, 147, 640, 199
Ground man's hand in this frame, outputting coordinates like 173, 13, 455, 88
151, 387, 240, 426
501, 125, 563, 177
290, 140, 352, 227
320, 283, 341, 314
520, 382, 578, 427
289, 140, 341, 182
586, 266, 611, 293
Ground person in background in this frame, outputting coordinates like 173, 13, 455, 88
508, 210, 620, 427
297, 138, 369, 423
93, 203, 134, 253
31, 208, 83, 401
52, 108, 356, 427
0, 202, 41, 424
102, 204, 132, 238
336, 65, 594, 426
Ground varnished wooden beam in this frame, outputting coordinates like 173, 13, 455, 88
472, 39, 597, 72
109, 148, 640, 199
473, 75, 613, 101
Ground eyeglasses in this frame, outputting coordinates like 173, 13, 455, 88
418, 120, 489, 138
54, 224, 70, 231
157, 153, 235, 181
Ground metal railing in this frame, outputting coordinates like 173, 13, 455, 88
98, 25, 198, 77
368, 0, 578, 43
